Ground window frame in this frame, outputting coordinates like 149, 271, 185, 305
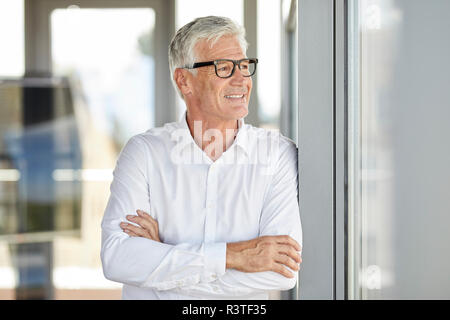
297, 0, 347, 300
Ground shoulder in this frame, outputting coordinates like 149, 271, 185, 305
126, 120, 179, 150
116, 121, 181, 163
279, 134, 298, 157
245, 124, 297, 157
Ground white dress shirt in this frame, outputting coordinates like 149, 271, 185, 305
101, 111, 302, 299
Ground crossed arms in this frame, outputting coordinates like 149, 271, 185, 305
120, 210, 301, 279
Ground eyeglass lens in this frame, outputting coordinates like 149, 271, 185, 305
215, 60, 256, 78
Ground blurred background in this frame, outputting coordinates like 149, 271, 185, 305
2, 0, 450, 301
0, 0, 298, 299
346, 0, 450, 299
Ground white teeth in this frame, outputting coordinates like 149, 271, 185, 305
225, 94, 244, 98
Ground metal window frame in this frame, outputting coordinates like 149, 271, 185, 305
243, 0, 259, 128
298, 0, 347, 300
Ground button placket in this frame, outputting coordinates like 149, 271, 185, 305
204, 163, 219, 243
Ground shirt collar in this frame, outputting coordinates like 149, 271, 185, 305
173, 110, 249, 157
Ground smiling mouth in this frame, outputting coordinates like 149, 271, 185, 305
224, 94, 245, 99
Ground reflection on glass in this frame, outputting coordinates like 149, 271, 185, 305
176, 0, 243, 28
51, 8, 155, 148
349, 0, 450, 299
0, 77, 83, 299
0, 78, 82, 238
257, 0, 281, 129
0, 8, 156, 299
49, 8, 156, 298
349, 0, 404, 300
0, 0, 24, 77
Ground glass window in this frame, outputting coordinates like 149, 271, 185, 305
281, 0, 298, 143
0, 0, 24, 77
51, 7, 155, 147
176, 0, 243, 29
257, 0, 281, 130
50, 7, 156, 299
348, 0, 450, 299
0, 7, 156, 299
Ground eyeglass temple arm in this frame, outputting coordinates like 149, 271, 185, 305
185, 61, 215, 69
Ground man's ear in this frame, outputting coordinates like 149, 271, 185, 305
174, 68, 192, 97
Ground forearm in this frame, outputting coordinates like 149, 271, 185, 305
220, 268, 298, 292
101, 227, 226, 290
222, 236, 301, 292
175, 268, 298, 298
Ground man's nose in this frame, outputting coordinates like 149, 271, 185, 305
230, 66, 247, 82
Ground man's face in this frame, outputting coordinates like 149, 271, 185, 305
187, 35, 253, 121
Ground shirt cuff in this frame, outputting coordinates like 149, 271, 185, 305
204, 242, 226, 279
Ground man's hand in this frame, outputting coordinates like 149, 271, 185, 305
226, 235, 302, 278
120, 210, 160, 242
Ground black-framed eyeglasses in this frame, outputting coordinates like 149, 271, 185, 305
184, 58, 258, 78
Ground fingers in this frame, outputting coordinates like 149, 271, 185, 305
136, 210, 160, 241
277, 244, 302, 264
135, 210, 158, 230
136, 209, 152, 219
137, 210, 159, 231
260, 236, 302, 278
272, 262, 295, 278
274, 240, 302, 275
128, 214, 155, 238
120, 210, 160, 242
123, 229, 139, 237
273, 235, 301, 252
275, 253, 299, 272
120, 221, 149, 238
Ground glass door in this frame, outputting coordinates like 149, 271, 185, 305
348, 0, 450, 299
49, 6, 156, 299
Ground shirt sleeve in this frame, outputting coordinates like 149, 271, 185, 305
176, 137, 303, 298
100, 135, 226, 290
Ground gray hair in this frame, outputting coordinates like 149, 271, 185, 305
168, 16, 248, 99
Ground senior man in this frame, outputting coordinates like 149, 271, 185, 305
101, 16, 302, 299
